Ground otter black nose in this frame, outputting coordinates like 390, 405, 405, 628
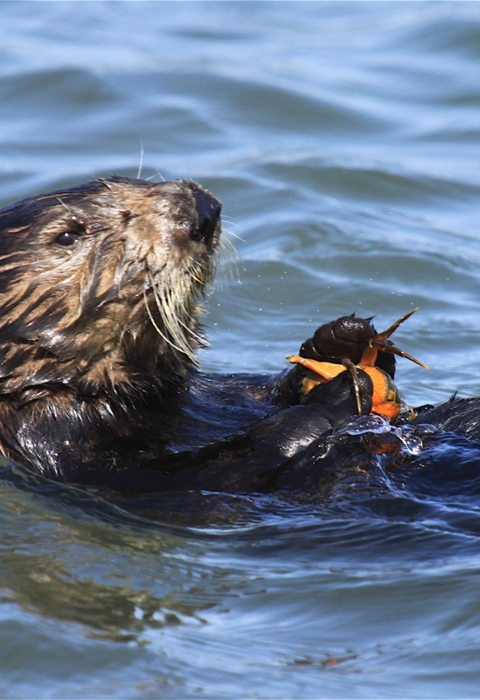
192, 192, 222, 246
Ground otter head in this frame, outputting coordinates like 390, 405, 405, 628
0, 176, 221, 401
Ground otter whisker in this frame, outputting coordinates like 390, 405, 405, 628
222, 225, 244, 243
168, 289, 207, 345
216, 233, 240, 286
145, 169, 166, 183
190, 270, 206, 285
143, 287, 197, 362
137, 140, 144, 180
56, 197, 74, 214
146, 269, 199, 361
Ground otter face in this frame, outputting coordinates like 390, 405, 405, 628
0, 177, 222, 397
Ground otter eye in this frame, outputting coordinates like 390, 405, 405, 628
55, 231, 81, 248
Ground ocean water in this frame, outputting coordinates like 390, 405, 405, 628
1, 2, 480, 697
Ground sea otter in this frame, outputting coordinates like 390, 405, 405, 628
0, 176, 478, 496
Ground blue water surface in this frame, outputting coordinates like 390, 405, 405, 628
1, 2, 480, 698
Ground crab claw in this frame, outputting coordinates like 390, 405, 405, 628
374, 308, 418, 342
368, 308, 429, 370
371, 340, 429, 370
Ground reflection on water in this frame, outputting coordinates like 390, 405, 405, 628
1, 2, 480, 698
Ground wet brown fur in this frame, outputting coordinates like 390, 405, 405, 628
0, 177, 233, 482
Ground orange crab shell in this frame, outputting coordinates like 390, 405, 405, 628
363, 365, 401, 421
286, 355, 402, 421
